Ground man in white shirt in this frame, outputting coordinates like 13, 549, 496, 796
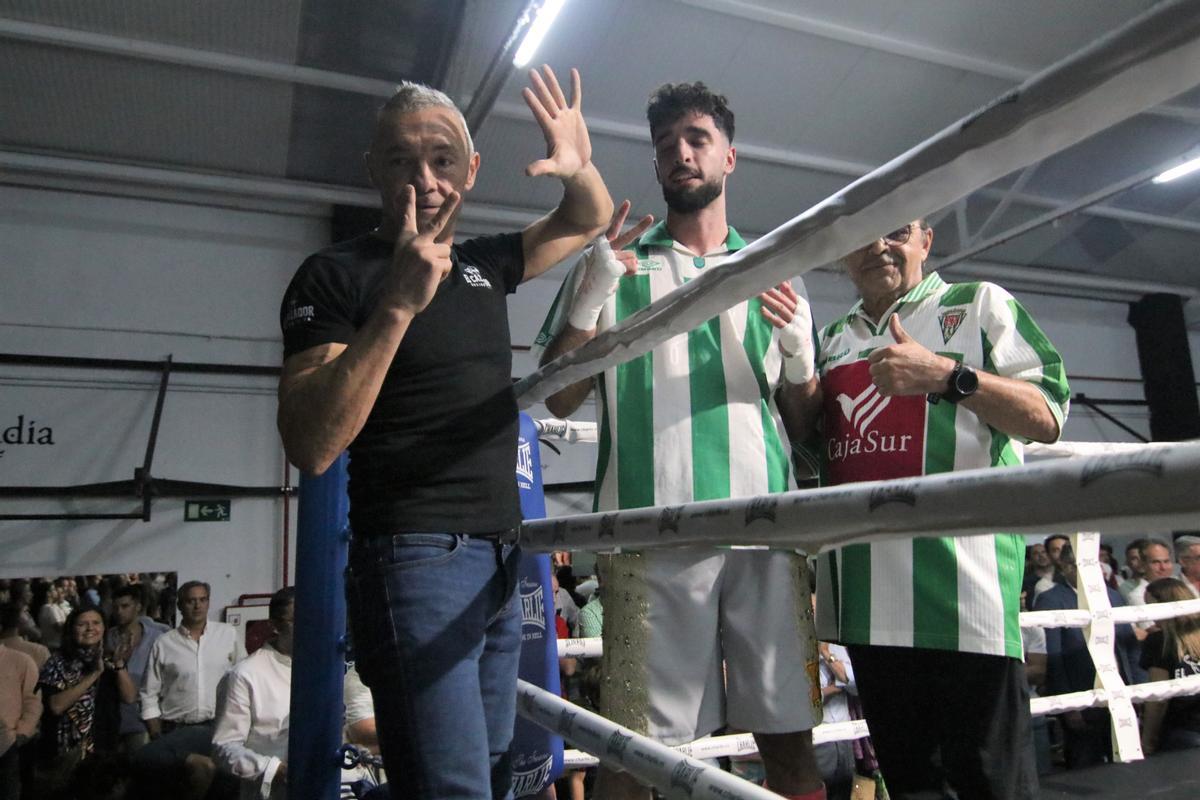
1118, 539, 1148, 601
213, 587, 294, 800
135, 580, 244, 800
1174, 535, 1200, 598
1127, 539, 1177, 607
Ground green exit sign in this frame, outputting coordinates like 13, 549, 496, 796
184, 500, 231, 522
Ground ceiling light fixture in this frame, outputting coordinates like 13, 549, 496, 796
513, 0, 567, 67
1153, 154, 1200, 184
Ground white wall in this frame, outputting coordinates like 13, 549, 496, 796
3, 182, 1193, 603
0, 185, 328, 613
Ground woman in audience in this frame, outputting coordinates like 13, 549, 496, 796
36, 605, 136, 791
1140, 578, 1200, 754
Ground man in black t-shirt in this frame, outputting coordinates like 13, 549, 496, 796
278, 66, 612, 800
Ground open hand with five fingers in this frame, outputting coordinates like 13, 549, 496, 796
523, 65, 592, 180
383, 184, 462, 316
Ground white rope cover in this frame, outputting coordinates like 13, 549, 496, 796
516, 680, 779, 800
520, 442, 1200, 553
515, 0, 1200, 407
561, 723, 871, 769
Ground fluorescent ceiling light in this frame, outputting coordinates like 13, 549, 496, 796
1153, 154, 1200, 184
513, 0, 567, 68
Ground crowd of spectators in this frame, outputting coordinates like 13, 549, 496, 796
0, 577, 383, 800
3, 535, 1197, 799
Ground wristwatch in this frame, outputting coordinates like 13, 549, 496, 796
928, 364, 978, 405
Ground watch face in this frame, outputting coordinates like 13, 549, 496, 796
955, 366, 979, 394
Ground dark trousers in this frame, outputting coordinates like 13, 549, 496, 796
846, 645, 1038, 800
347, 533, 523, 800
0, 744, 19, 800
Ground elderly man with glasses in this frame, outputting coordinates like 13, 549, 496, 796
791, 220, 1071, 800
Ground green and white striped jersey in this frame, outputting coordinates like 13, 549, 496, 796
533, 222, 795, 511
812, 272, 1070, 658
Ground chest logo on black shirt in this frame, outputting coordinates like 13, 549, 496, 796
461, 265, 492, 289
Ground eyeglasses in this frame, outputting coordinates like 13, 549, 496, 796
882, 223, 920, 246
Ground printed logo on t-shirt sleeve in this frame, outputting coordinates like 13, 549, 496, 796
282, 297, 316, 331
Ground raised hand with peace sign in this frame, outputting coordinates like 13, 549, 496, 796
380, 184, 462, 317
566, 200, 655, 331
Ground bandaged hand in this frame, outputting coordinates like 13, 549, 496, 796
760, 281, 816, 384
567, 235, 625, 331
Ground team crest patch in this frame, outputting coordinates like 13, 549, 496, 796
939, 308, 966, 344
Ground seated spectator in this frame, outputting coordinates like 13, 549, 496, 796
1099, 544, 1121, 591
1, 603, 50, 669
1139, 578, 1200, 755
1128, 538, 1176, 607
1174, 535, 1200, 599
552, 572, 579, 634
0, 634, 42, 798
9, 581, 41, 644
212, 587, 294, 800
342, 663, 386, 794
1022, 543, 1054, 601
1034, 545, 1138, 768
814, 641, 856, 800
1119, 539, 1148, 600
37, 581, 71, 650
343, 664, 377, 754
1032, 535, 1069, 603
135, 580, 243, 800
105, 585, 169, 754
36, 606, 136, 794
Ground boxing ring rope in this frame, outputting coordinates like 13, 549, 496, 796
514, 0, 1200, 408
519, 441, 1200, 553
511, 2, 1200, 789
533, 416, 1200, 768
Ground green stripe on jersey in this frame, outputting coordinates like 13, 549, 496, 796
1008, 299, 1070, 406
688, 317, 731, 501
938, 282, 980, 306
924, 352, 960, 475
615, 277, 654, 508
995, 533, 1025, 658
743, 299, 789, 493
839, 544, 872, 640
912, 538, 959, 650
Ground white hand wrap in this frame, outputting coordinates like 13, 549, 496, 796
779, 296, 816, 384
567, 236, 624, 331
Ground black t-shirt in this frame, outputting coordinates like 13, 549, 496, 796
280, 232, 525, 535
1140, 631, 1200, 735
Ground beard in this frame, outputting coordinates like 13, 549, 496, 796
661, 175, 723, 213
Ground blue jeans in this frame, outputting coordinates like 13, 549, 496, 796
347, 532, 522, 800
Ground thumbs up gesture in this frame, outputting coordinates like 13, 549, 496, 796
866, 313, 958, 396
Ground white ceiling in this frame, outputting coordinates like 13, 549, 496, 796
2, 0, 1200, 303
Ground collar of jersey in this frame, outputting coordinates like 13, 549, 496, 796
849, 270, 946, 329
636, 221, 747, 254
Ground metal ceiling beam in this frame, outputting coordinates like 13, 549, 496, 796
0, 149, 542, 230
490, 102, 1200, 237
937, 149, 1200, 270
674, 0, 1200, 124
0, 17, 397, 96
6, 15, 1198, 237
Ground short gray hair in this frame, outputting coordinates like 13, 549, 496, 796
1175, 535, 1200, 556
380, 81, 474, 155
